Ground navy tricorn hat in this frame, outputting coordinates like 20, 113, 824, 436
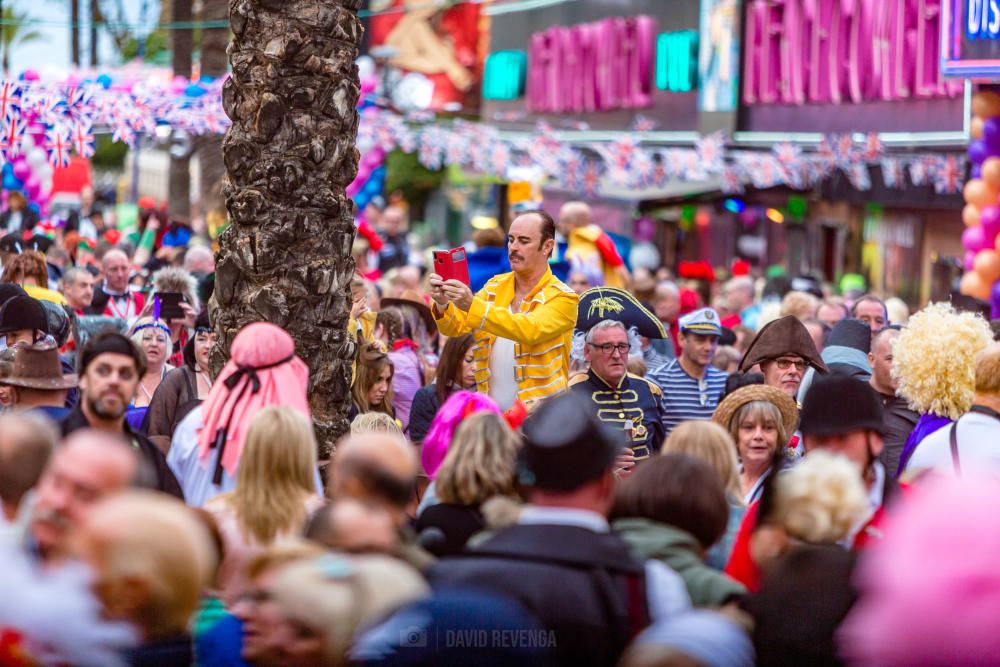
576, 287, 667, 339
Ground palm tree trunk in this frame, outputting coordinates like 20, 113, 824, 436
168, 0, 193, 222
70, 0, 80, 66
89, 0, 98, 66
215, 0, 363, 456
196, 0, 228, 214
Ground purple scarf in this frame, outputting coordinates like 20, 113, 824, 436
895, 413, 952, 477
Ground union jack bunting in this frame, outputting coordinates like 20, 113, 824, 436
69, 121, 96, 158
0, 81, 22, 121
45, 126, 73, 168
932, 155, 963, 194
880, 158, 905, 189
695, 132, 726, 172
862, 132, 884, 162
846, 163, 872, 191
581, 160, 603, 198
0, 117, 25, 159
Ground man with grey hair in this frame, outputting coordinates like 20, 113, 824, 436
60, 266, 95, 316
570, 319, 666, 462
182, 245, 215, 276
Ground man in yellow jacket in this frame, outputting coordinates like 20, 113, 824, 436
430, 210, 579, 409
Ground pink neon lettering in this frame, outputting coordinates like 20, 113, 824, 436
743, 0, 963, 104
526, 15, 657, 113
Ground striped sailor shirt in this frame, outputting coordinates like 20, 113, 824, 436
648, 359, 729, 437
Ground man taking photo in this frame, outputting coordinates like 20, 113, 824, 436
429, 210, 578, 410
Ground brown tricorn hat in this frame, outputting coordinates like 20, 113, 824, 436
2, 342, 78, 390
739, 315, 828, 374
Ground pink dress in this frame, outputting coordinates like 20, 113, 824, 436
205, 494, 325, 606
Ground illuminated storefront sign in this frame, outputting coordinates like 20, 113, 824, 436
483, 51, 527, 100
942, 0, 1000, 76
656, 30, 699, 92
526, 15, 657, 113
743, 0, 963, 105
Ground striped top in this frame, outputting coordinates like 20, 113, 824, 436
648, 359, 729, 436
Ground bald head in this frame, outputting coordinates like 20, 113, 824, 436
558, 201, 592, 235
71, 491, 214, 640
869, 327, 901, 396
101, 248, 131, 293
328, 433, 417, 526
31, 430, 138, 563
0, 412, 58, 515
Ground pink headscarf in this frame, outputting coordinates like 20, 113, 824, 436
421, 390, 501, 479
840, 477, 1000, 666
197, 323, 311, 479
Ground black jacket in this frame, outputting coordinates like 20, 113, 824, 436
408, 384, 443, 443
877, 392, 919, 477
431, 523, 649, 667
60, 405, 184, 500
414, 502, 484, 557
1, 207, 39, 235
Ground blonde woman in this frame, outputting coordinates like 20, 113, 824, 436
205, 406, 324, 604
350, 411, 404, 437
127, 317, 175, 433
414, 413, 521, 556
662, 421, 744, 569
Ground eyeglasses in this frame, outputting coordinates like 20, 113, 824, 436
774, 358, 807, 371
588, 342, 630, 356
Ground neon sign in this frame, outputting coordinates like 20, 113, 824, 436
483, 51, 527, 101
968, 0, 1000, 38
656, 31, 699, 93
743, 0, 963, 105
526, 15, 657, 113
943, 0, 1000, 76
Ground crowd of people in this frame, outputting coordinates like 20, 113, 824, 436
1, 196, 1000, 666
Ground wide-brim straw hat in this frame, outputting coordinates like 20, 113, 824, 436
381, 290, 437, 333
712, 384, 799, 437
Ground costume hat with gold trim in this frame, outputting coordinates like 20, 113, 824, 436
679, 307, 722, 337
576, 287, 667, 339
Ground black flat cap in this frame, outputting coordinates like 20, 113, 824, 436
518, 392, 625, 492
826, 318, 871, 354
799, 374, 884, 437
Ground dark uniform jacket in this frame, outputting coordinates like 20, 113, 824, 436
431, 523, 650, 667
570, 369, 666, 461
61, 405, 184, 500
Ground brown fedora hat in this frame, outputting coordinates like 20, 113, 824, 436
4, 343, 78, 390
381, 290, 437, 332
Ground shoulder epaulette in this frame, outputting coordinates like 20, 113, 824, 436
628, 373, 662, 396
568, 372, 589, 387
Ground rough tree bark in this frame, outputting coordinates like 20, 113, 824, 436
70, 0, 80, 66
89, 0, 98, 66
214, 0, 363, 457
195, 0, 229, 214
168, 0, 193, 222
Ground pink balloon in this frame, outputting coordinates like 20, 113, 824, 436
12, 161, 30, 181
361, 76, 377, 95
983, 206, 1000, 240
963, 225, 990, 252
24, 176, 40, 200
965, 250, 978, 271
21, 69, 39, 81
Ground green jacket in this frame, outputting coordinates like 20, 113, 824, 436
612, 517, 746, 607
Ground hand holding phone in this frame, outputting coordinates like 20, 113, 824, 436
433, 247, 470, 286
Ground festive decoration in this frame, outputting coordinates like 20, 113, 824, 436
960, 89, 1000, 301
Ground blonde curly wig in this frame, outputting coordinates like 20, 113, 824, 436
774, 451, 869, 544
892, 303, 994, 420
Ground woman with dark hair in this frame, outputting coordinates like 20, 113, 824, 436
350, 343, 395, 419
144, 311, 217, 453
611, 454, 746, 608
408, 333, 475, 443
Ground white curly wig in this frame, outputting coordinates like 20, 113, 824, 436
150, 266, 200, 314
774, 451, 870, 544
893, 302, 994, 420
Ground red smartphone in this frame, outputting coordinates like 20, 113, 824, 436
434, 247, 470, 286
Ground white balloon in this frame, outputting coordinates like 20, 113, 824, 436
27, 148, 47, 169
21, 135, 35, 151
356, 55, 376, 81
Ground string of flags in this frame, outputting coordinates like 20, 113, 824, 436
359, 108, 967, 197
0, 75, 966, 198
